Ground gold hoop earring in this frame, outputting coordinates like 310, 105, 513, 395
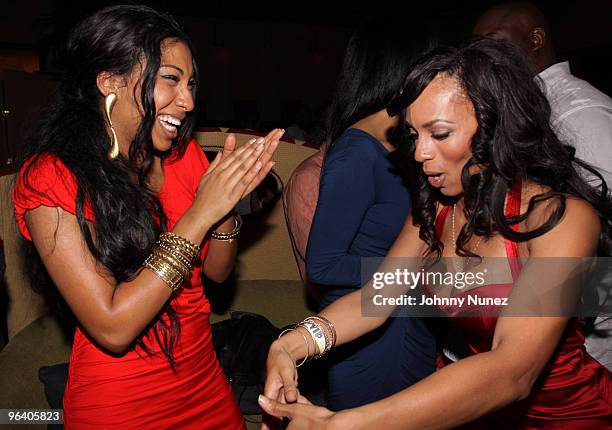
104, 93, 120, 159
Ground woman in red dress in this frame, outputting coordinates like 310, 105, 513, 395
260, 39, 612, 429
12, 5, 282, 429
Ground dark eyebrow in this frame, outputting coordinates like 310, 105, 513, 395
483, 31, 503, 39
160, 64, 184, 74
422, 119, 455, 128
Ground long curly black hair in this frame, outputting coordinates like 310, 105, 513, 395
388, 38, 612, 259
17, 5, 199, 366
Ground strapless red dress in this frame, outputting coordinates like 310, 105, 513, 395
432, 183, 611, 429
13, 140, 245, 429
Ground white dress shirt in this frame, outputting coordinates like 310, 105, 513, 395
538, 62, 612, 370
537, 61, 612, 188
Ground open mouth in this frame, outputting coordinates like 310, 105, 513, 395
425, 172, 444, 188
158, 114, 182, 137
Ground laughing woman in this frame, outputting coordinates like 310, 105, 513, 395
261, 39, 612, 429
12, 5, 282, 429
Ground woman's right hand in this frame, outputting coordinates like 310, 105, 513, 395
192, 130, 281, 228
262, 338, 301, 430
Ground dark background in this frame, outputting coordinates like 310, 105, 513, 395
1, 0, 611, 134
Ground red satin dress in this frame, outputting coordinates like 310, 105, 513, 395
13, 140, 245, 429
433, 182, 611, 429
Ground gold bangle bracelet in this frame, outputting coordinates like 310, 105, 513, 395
278, 327, 310, 368
145, 256, 184, 289
210, 214, 242, 242
159, 232, 201, 263
308, 315, 337, 352
153, 245, 191, 273
299, 316, 336, 358
143, 254, 184, 291
156, 242, 193, 269
297, 320, 326, 358
152, 247, 191, 281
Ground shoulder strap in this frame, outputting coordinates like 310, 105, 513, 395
435, 205, 451, 240
504, 179, 523, 280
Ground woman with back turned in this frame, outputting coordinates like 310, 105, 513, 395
304, 18, 437, 410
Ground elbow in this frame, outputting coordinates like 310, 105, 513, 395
95, 330, 132, 355
103, 342, 130, 355
306, 264, 326, 285
89, 322, 134, 355
204, 268, 232, 284
203, 260, 234, 284
497, 363, 539, 403
490, 342, 543, 404
512, 373, 538, 402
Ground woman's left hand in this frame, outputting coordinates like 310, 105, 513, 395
258, 394, 337, 430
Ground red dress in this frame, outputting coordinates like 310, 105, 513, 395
13, 140, 245, 429
433, 183, 611, 429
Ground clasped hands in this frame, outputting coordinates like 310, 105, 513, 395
259, 339, 344, 430
194, 129, 283, 225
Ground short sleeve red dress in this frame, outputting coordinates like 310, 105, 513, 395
433, 182, 611, 429
13, 140, 246, 429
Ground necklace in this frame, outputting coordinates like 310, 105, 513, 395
451, 204, 483, 271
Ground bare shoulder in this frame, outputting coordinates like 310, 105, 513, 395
520, 181, 600, 256
521, 182, 598, 227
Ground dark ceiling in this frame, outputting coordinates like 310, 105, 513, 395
2, 0, 611, 95
2, 0, 611, 50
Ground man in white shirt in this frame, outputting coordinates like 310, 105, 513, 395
474, 1, 612, 370
474, 1, 612, 188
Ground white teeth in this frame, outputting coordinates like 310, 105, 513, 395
158, 114, 182, 126
159, 118, 177, 133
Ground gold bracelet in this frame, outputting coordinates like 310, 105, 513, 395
298, 316, 336, 358
156, 241, 193, 268
278, 327, 310, 368
145, 255, 184, 289
157, 238, 197, 264
308, 315, 337, 352
143, 254, 184, 291
159, 232, 201, 263
210, 214, 242, 242
297, 320, 326, 357
152, 247, 191, 281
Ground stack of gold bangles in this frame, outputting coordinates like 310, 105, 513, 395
279, 315, 337, 367
143, 232, 201, 291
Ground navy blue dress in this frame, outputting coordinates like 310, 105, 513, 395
306, 128, 436, 411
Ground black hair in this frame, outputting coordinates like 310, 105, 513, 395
388, 38, 612, 258
326, 17, 435, 149
17, 4, 198, 366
